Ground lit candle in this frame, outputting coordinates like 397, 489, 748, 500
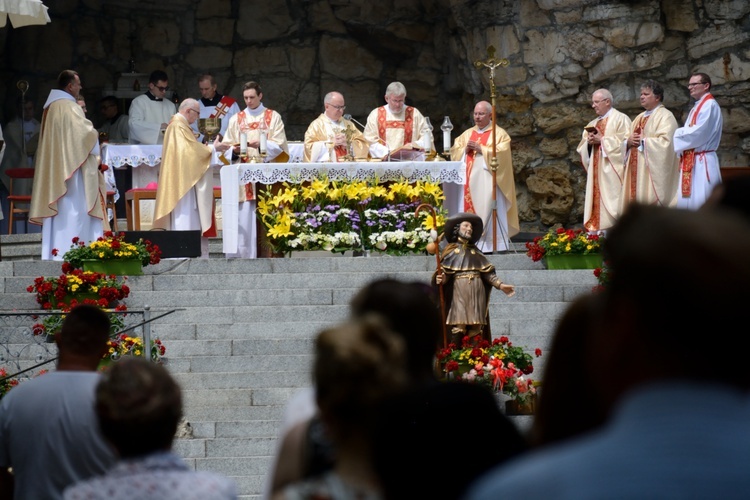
240, 132, 247, 157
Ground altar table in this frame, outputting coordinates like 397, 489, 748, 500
220, 161, 464, 254
100, 143, 163, 188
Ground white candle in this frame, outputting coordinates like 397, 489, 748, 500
443, 130, 451, 151
240, 132, 247, 156
260, 131, 267, 154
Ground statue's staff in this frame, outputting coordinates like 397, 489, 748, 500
473, 46, 509, 253
415, 203, 447, 348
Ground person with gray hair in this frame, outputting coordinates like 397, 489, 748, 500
303, 91, 368, 162
576, 88, 632, 232
63, 357, 237, 499
152, 98, 231, 258
363, 81, 433, 159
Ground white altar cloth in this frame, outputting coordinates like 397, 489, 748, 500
220, 161, 464, 254
100, 143, 163, 188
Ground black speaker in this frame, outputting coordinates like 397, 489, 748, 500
123, 230, 202, 258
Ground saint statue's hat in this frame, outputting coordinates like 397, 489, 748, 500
444, 212, 483, 244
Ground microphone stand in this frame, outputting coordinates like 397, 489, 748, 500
474, 46, 510, 253
343, 113, 366, 130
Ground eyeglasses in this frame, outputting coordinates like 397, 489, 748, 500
687, 82, 706, 88
187, 108, 199, 115
154, 85, 169, 92
328, 104, 346, 111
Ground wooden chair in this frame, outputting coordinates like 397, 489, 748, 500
6, 167, 35, 234
125, 187, 222, 230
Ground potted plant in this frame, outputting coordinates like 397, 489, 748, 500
436, 336, 542, 414
59, 232, 162, 275
27, 270, 131, 310
101, 333, 167, 369
525, 227, 604, 269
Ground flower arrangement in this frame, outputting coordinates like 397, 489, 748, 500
31, 305, 129, 339
0, 368, 20, 400
257, 178, 446, 255
526, 227, 604, 262
593, 260, 611, 292
102, 333, 166, 366
60, 231, 161, 269
27, 270, 130, 310
0, 369, 48, 401
436, 336, 542, 403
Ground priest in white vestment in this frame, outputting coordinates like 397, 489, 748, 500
363, 81, 433, 159
152, 99, 230, 259
447, 101, 519, 252
221, 81, 290, 258
29, 70, 108, 260
673, 73, 723, 210
622, 80, 680, 210
576, 89, 632, 232
304, 91, 368, 162
193, 74, 241, 143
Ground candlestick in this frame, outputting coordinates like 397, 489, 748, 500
441, 116, 453, 152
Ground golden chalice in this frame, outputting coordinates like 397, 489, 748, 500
198, 118, 221, 143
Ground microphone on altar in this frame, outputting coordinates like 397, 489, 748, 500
343, 114, 366, 130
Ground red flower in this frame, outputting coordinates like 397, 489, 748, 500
51, 248, 59, 256
444, 360, 459, 373
535, 348, 542, 357
499, 336, 509, 344
72, 237, 79, 244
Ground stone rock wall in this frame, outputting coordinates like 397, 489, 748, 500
1, 0, 748, 231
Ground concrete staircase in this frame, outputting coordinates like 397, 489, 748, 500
0, 233, 597, 499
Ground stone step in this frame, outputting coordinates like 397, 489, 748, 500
0, 231, 596, 499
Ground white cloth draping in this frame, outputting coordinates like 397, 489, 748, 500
221, 161, 464, 254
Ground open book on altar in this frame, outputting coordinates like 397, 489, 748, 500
386, 144, 426, 162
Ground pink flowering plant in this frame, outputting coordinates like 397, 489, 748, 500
436, 336, 542, 403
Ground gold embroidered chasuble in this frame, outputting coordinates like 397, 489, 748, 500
29, 97, 108, 226
303, 114, 368, 162
153, 113, 215, 235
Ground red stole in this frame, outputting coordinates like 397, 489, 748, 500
376, 106, 414, 145
463, 128, 492, 214
626, 114, 651, 200
679, 94, 714, 197
585, 118, 608, 231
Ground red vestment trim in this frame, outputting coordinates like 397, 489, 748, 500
376, 106, 414, 145
680, 94, 714, 197
585, 118, 608, 231
463, 128, 492, 215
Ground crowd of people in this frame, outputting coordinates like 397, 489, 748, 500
1, 68, 726, 260
577, 73, 724, 233
4, 190, 749, 498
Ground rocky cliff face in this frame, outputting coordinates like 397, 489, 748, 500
2, 0, 748, 230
